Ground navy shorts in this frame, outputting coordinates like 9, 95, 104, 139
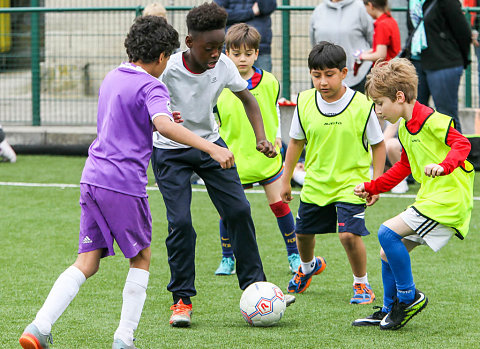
295, 200, 369, 236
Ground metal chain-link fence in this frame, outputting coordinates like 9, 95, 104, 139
1, 4, 479, 126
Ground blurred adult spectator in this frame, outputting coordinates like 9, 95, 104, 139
464, 0, 480, 105
214, 0, 277, 72
407, 0, 471, 133
0, 126, 16, 163
310, 0, 374, 93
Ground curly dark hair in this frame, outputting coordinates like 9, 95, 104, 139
186, 2, 227, 33
124, 15, 179, 63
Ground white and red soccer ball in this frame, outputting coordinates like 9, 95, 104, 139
239, 281, 286, 327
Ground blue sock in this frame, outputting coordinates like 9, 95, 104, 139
378, 225, 415, 304
219, 218, 234, 259
381, 259, 396, 313
270, 201, 298, 255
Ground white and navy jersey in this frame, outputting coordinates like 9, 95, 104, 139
289, 86, 383, 145
153, 51, 248, 149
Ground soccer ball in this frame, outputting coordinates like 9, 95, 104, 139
239, 281, 286, 327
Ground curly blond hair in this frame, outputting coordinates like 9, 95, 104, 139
365, 58, 418, 102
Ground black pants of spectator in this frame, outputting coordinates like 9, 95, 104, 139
152, 138, 266, 302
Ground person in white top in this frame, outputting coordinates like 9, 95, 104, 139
281, 42, 386, 305
151, 2, 279, 328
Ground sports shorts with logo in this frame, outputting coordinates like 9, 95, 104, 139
295, 200, 369, 235
78, 184, 152, 258
401, 207, 456, 252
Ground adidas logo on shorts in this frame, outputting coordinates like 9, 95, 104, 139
82, 236, 93, 244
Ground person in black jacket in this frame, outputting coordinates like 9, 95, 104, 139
214, 0, 277, 72
407, 0, 471, 133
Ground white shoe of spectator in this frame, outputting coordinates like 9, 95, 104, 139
292, 165, 306, 187
391, 179, 408, 194
0, 140, 16, 163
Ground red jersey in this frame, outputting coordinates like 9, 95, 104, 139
463, 0, 476, 27
373, 13, 401, 61
365, 102, 471, 194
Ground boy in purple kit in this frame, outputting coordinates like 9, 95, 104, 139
19, 16, 233, 349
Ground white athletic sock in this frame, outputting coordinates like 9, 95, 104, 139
301, 257, 316, 275
33, 265, 86, 335
353, 273, 368, 285
114, 268, 149, 346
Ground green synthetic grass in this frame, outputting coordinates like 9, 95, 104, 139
0, 155, 479, 348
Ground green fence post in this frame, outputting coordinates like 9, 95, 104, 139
135, 6, 143, 17
31, 0, 41, 125
281, 0, 290, 99
465, 9, 472, 108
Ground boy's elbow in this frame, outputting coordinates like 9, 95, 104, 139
153, 116, 173, 133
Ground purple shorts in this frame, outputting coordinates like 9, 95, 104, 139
78, 184, 152, 259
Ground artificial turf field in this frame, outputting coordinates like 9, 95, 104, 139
1, 155, 479, 348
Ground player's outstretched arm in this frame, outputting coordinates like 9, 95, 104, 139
233, 88, 277, 158
280, 138, 305, 203
154, 115, 234, 168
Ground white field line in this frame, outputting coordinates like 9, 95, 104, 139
0, 181, 479, 201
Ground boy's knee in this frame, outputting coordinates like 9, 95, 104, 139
378, 224, 401, 247
380, 248, 387, 262
296, 233, 314, 244
338, 231, 359, 247
130, 247, 151, 270
170, 215, 193, 232
224, 202, 251, 222
74, 260, 99, 279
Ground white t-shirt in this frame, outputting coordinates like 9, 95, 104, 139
289, 86, 383, 145
153, 51, 248, 149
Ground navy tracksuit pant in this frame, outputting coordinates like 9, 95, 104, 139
152, 138, 266, 300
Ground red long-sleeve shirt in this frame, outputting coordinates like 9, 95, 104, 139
365, 102, 471, 195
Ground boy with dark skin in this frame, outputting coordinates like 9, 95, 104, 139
151, 2, 281, 327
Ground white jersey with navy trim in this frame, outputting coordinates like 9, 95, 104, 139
153, 51, 248, 149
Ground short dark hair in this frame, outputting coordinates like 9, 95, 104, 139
186, 2, 227, 33
225, 23, 261, 51
124, 15, 179, 63
308, 41, 347, 71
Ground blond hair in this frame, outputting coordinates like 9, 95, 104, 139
225, 23, 261, 51
365, 58, 418, 103
143, 2, 167, 18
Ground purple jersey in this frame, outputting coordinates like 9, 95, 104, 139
81, 63, 172, 197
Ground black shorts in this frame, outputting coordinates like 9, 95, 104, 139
295, 200, 369, 236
